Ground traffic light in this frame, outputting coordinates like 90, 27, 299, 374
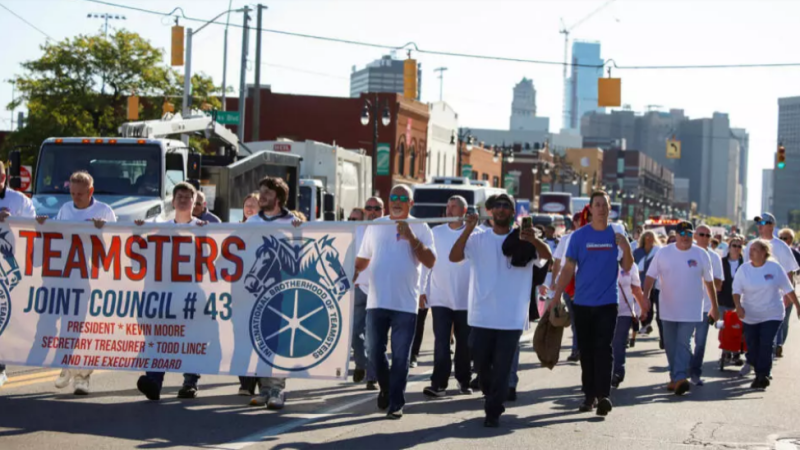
127, 96, 139, 120
171, 25, 184, 66
778, 143, 786, 169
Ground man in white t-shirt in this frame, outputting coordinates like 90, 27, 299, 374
421, 196, 473, 399
451, 193, 551, 428
0, 161, 36, 388
644, 221, 718, 397
136, 182, 207, 401
689, 225, 724, 386
245, 176, 301, 410
745, 213, 800, 360
550, 213, 581, 361
356, 184, 436, 420
351, 197, 384, 390
39, 171, 116, 396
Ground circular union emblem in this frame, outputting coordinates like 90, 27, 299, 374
0, 281, 10, 338
249, 280, 342, 371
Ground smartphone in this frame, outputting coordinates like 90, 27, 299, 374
521, 217, 532, 230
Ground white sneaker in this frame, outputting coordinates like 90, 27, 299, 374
738, 362, 752, 378
73, 375, 90, 395
237, 388, 252, 396
0, 370, 7, 388
267, 388, 286, 410
249, 394, 268, 406
54, 369, 72, 389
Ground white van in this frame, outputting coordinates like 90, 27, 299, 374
411, 181, 504, 219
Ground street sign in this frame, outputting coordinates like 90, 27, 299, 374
666, 139, 681, 159
504, 174, 516, 195
461, 164, 473, 179
273, 143, 291, 152
377, 143, 390, 176
19, 165, 31, 192
208, 111, 240, 125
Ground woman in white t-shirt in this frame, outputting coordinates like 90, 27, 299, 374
612, 263, 646, 387
732, 239, 800, 389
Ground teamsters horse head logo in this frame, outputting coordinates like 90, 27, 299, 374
0, 230, 21, 337
246, 235, 351, 372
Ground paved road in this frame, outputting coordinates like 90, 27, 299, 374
3, 315, 800, 450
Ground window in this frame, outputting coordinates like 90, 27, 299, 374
437, 153, 441, 175
397, 141, 405, 176
482, 173, 489, 181
409, 146, 416, 178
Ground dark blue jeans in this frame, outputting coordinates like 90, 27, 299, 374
0, 363, 5, 372
431, 307, 471, 389
352, 289, 376, 382
145, 372, 200, 389
564, 293, 578, 354
469, 327, 522, 419
612, 316, 633, 380
743, 320, 782, 378
690, 312, 710, 378
367, 308, 417, 412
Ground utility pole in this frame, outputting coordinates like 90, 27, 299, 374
434, 67, 447, 102
181, 25, 193, 145
221, 0, 233, 111
237, 6, 251, 143
252, 4, 265, 142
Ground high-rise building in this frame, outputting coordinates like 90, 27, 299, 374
565, 41, 604, 130
350, 55, 421, 100
731, 128, 749, 223
773, 96, 800, 225
510, 78, 548, 132
762, 168, 774, 213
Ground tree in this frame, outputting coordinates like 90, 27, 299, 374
4, 29, 222, 164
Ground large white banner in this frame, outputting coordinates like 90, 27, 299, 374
0, 220, 356, 381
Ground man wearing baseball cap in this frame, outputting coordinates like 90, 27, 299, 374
644, 221, 717, 396
743, 213, 799, 366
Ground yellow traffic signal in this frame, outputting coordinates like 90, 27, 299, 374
127, 96, 139, 120
403, 58, 417, 100
778, 143, 786, 169
171, 26, 184, 66
598, 78, 621, 107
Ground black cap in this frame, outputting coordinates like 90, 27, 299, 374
676, 221, 694, 234
493, 193, 516, 209
754, 213, 776, 224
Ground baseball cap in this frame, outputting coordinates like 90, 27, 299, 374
485, 195, 497, 210
493, 193, 516, 209
754, 213, 776, 224
676, 221, 694, 234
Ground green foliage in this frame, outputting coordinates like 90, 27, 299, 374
3, 29, 222, 164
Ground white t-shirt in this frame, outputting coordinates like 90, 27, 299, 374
354, 226, 372, 294
0, 187, 35, 218
744, 238, 800, 275
618, 264, 641, 318
171, 218, 204, 226
464, 229, 533, 330
357, 216, 435, 314
730, 259, 741, 275
702, 248, 724, 313
732, 260, 794, 324
554, 233, 570, 261
637, 246, 661, 290
424, 224, 471, 311
56, 198, 116, 222
245, 209, 296, 224
646, 244, 713, 322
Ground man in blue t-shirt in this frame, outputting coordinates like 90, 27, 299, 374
551, 191, 637, 417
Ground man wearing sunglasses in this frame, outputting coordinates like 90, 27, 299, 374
350, 201, 380, 390
356, 186, 435, 420
743, 214, 799, 361
644, 221, 716, 397
690, 225, 724, 386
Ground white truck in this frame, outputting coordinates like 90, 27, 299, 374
9, 110, 302, 223
247, 140, 372, 221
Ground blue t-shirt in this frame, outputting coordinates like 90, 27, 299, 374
566, 225, 619, 306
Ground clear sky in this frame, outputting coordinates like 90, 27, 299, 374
2, 0, 798, 219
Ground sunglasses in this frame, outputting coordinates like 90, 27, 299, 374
757, 220, 773, 226
679, 231, 694, 237
781, 236, 793, 242
390, 194, 410, 203
730, 244, 742, 248
364, 206, 382, 211
696, 233, 711, 238
493, 202, 513, 210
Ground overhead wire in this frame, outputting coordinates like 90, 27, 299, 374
0, 2, 53, 40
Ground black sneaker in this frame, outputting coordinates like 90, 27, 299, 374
596, 397, 613, 416
567, 353, 580, 362
659, 340, 665, 350
353, 368, 366, 383
483, 416, 499, 428
377, 390, 389, 410
137, 376, 161, 401
674, 380, 691, 396
386, 408, 403, 420
470, 376, 481, 391
458, 382, 473, 395
579, 399, 597, 412
628, 339, 636, 348
366, 381, 378, 391
507, 387, 517, 402
177, 385, 198, 399
776, 345, 784, 358
611, 374, 623, 388
423, 386, 446, 398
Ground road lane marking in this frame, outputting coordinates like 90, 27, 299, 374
5, 369, 62, 384
217, 332, 534, 450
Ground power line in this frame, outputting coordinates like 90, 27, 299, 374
81, 0, 800, 71
0, 2, 53, 40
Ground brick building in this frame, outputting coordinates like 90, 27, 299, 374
461, 142, 503, 188
602, 149, 675, 225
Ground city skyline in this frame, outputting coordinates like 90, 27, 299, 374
2, 0, 799, 219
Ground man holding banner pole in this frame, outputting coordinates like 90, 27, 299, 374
356, 184, 436, 420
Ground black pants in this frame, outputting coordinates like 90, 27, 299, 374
431, 307, 471, 388
469, 327, 521, 419
411, 307, 429, 359
573, 303, 618, 402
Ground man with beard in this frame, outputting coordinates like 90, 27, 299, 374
246, 176, 300, 410
451, 193, 551, 427
551, 191, 635, 416
356, 185, 436, 419
352, 196, 384, 390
